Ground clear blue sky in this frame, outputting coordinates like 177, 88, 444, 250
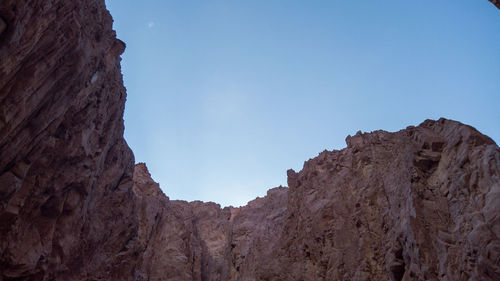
105, 0, 499, 207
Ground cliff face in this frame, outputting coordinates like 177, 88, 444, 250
0, 1, 499, 281
0, 0, 140, 280
279, 120, 499, 280
131, 162, 289, 281
130, 119, 500, 281
490, 0, 500, 9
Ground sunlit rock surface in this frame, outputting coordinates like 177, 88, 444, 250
0, 0, 499, 280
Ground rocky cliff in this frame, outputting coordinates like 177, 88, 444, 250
129, 118, 500, 281
0, 0, 139, 279
490, 0, 500, 9
0, 1, 499, 281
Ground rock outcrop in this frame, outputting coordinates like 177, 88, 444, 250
0, 0, 139, 280
130, 119, 500, 281
490, 0, 500, 9
131, 162, 289, 281
277, 119, 499, 280
0, 1, 499, 281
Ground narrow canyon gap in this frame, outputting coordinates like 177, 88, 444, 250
0, 1, 499, 280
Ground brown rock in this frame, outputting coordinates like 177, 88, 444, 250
0, 16, 6, 36
0, 0, 137, 279
130, 118, 499, 281
273, 118, 499, 280
1, 0, 499, 280
489, 0, 500, 9
132, 164, 289, 281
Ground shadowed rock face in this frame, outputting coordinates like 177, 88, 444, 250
0, 1, 499, 281
279, 119, 499, 280
490, 0, 500, 9
132, 119, 500, 281
0, 0, 139, 280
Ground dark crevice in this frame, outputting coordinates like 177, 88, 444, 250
390, 248, 406, 281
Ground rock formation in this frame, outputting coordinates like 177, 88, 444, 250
0, 0, 499, 280
129, 118, 500, 281
0, 0, 139, 279
490, 0, 500, 10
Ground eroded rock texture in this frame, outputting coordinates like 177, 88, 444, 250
279, 119, 499, 281
132, 163, 289, 281
0, 0, 138, 279
0, 0, 499, 281
131, 119, 500, 281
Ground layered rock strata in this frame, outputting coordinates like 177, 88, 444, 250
0, 0, 499, 281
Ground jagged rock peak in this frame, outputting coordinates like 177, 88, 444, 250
133, 162, 166, 198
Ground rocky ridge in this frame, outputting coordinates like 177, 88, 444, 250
130, 118, 500, 281
0, 0, 499, 280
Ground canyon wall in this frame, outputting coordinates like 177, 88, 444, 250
130, 118, 500, 281
0, 0, 140, 279
0, 1, 499, 280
